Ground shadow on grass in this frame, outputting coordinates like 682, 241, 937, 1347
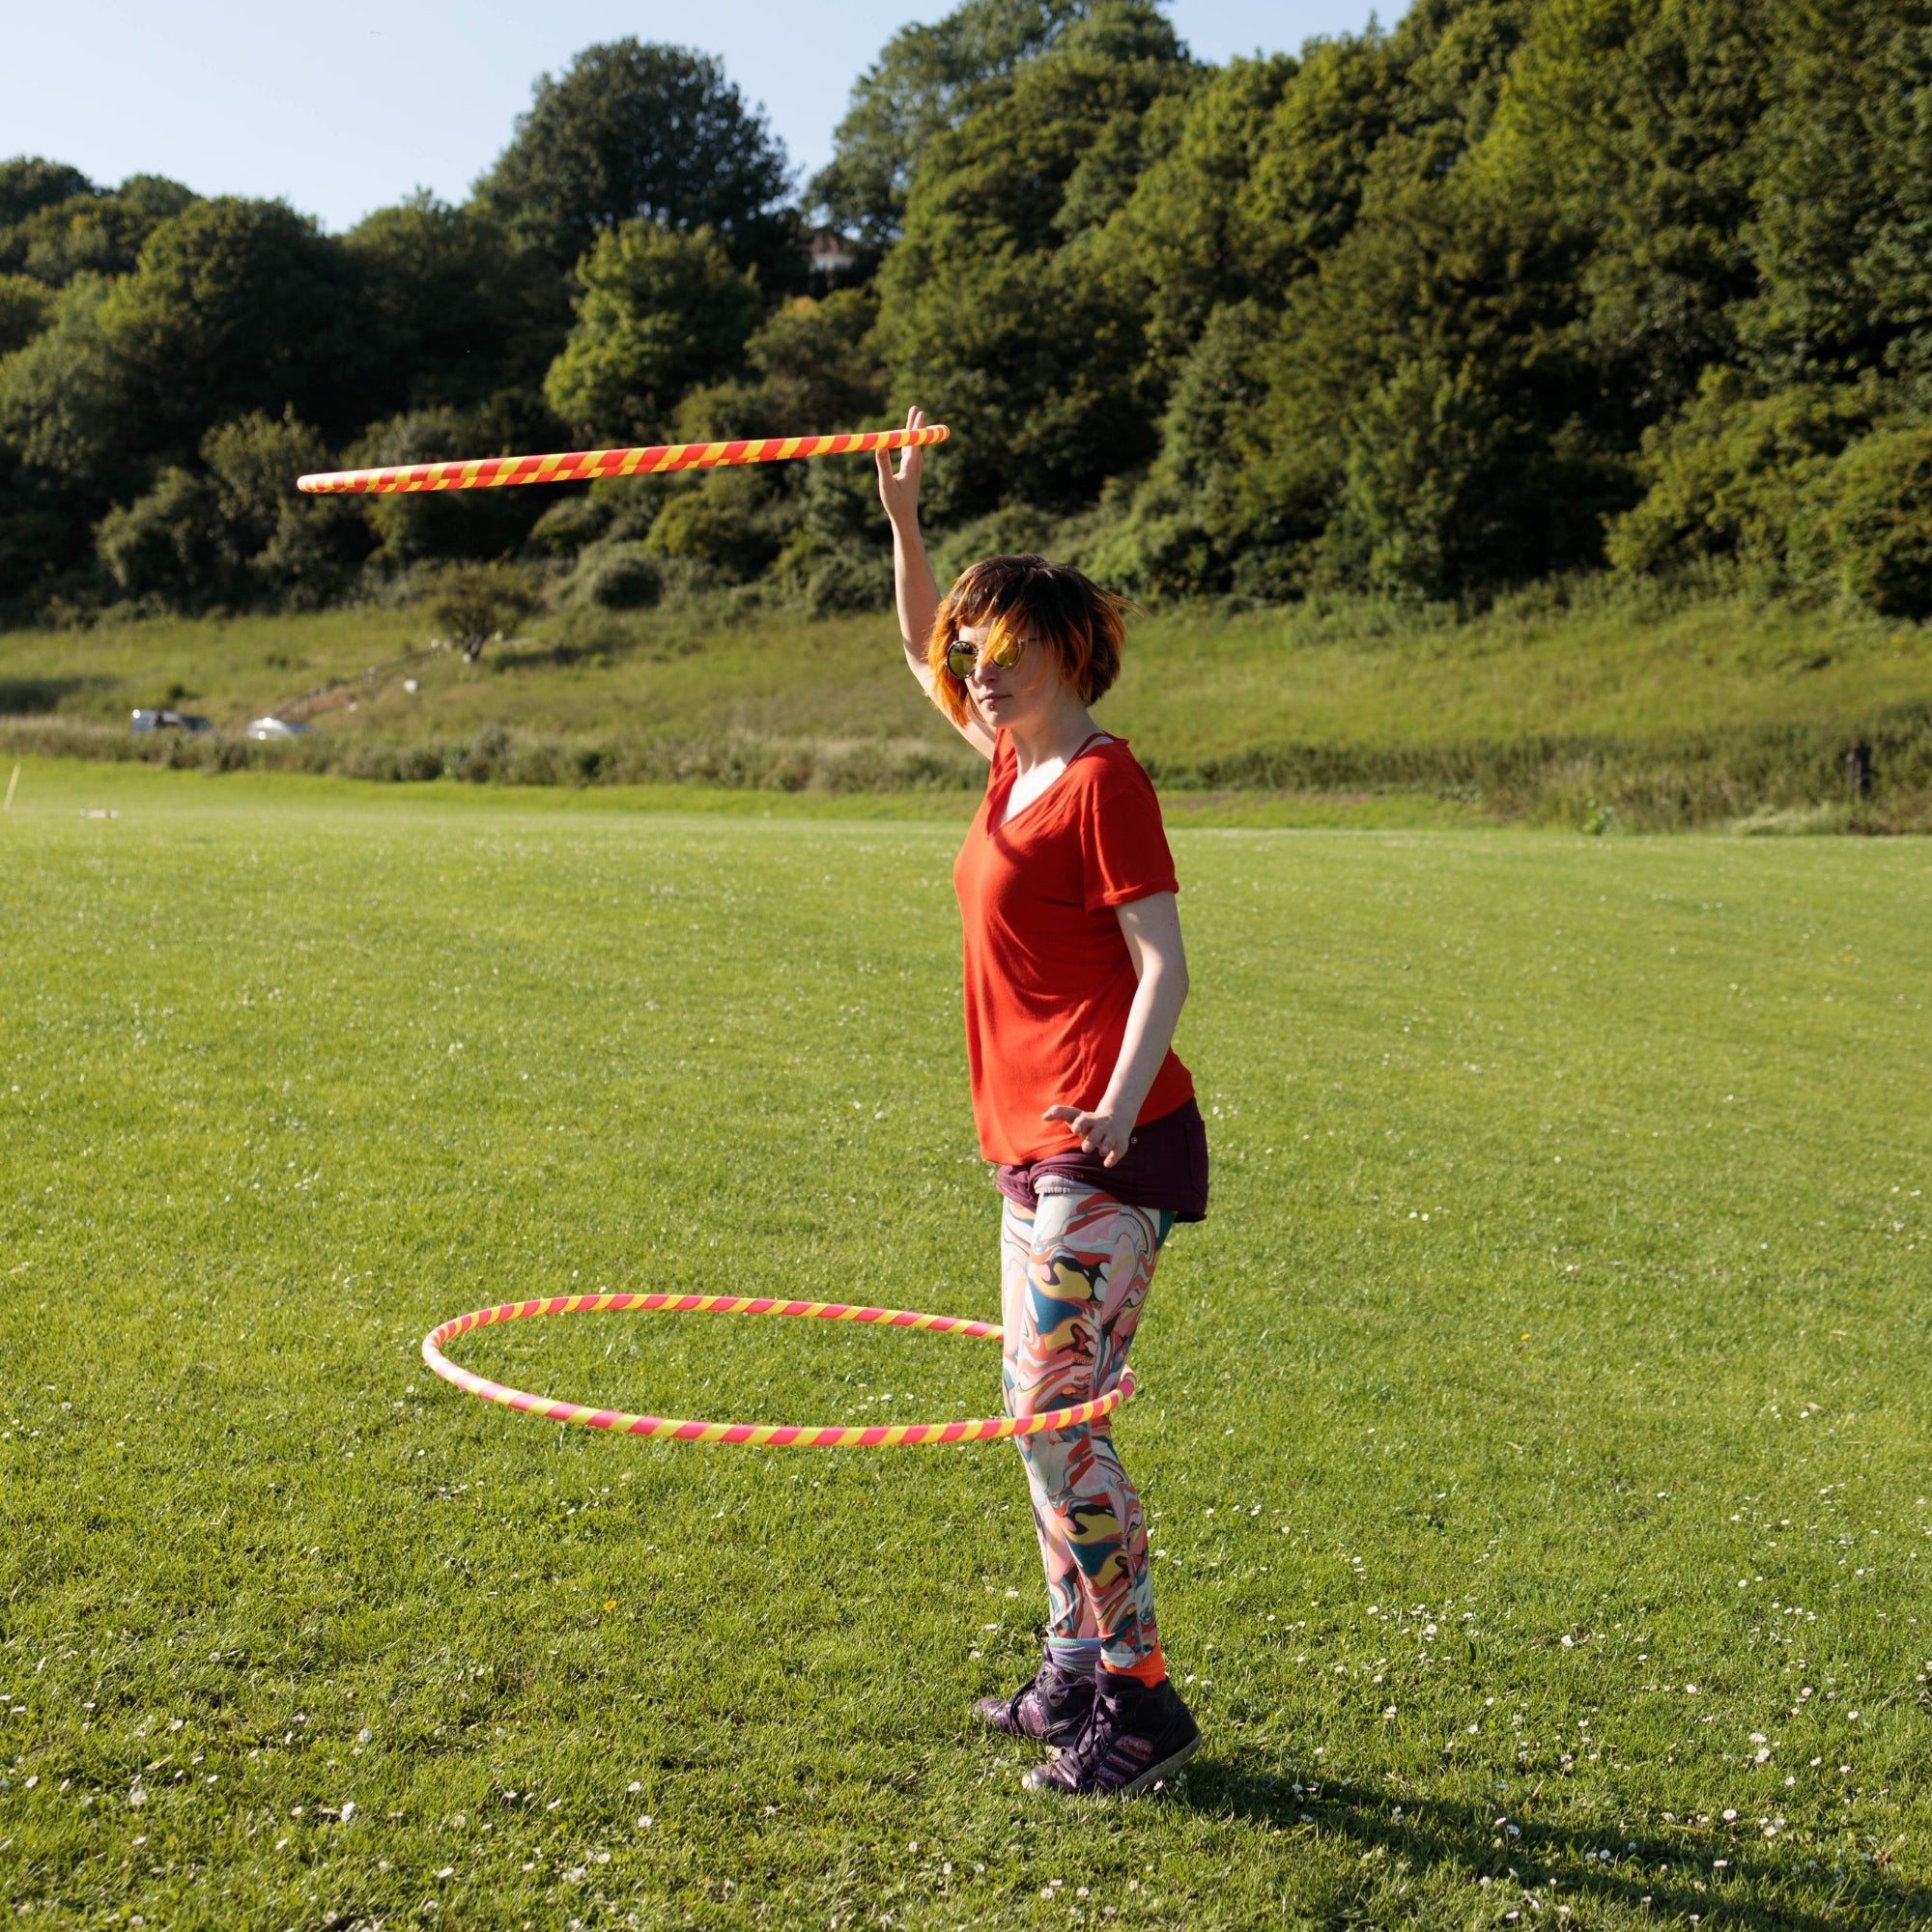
0, 674, 105, 714
491, 636, 619, 672
1178, 1752, 1922, 1929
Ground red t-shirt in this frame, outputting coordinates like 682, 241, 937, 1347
952, 731, 1195, 1165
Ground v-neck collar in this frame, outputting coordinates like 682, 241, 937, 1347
992, 729, 1112, 831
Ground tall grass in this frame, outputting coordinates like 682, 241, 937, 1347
3, 580, 1928, 826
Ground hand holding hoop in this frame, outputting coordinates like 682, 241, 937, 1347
876, 405, 927, 526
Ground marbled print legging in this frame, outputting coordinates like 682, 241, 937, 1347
1001, 1178, 1173, 1677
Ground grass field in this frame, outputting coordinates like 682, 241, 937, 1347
3, 756, 1929, 1931
4, 582, 1931, 827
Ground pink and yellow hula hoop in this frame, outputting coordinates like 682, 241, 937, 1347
298, 425, 948, 497
422, 1292, 1136, 1448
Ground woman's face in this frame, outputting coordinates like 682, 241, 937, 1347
953, 621, 1067, 732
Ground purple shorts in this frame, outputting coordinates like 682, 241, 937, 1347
996, 1097, 1209, 1223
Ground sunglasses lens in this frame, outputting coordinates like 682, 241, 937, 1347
946, 635, 1024, 677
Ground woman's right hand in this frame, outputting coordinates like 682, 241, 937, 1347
876, 404, 926, 527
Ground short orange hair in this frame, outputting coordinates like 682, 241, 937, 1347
924, 554, 1128, 727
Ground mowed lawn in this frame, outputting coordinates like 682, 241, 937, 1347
2, 758, 1928, 1931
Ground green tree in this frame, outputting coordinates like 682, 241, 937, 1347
1, 174, 197, 286
94, 198, 371, 456
0, 276, 52, 357
0, 158, 95, 229
1080, 55, 1297, 382
432, 559, 540, 658
812, 0, 1086, 248
476, 42, 794, 286
1482, 0, 1773, 425
344, 194, 562, 408
350, 396, 558, 568
0, 272, 123, 497
656, 289, 892, 599
1090, 0, 1582, 598
0, 200, 365, 594
95, 410, 368, 611
674, 288, 886, 439
877, 0, 1196, 514
94, 465, 218, 607
0, 437, 78, 602
1741, 0, 1932, 387
543, 222, 761, 443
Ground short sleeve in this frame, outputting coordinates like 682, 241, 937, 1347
1076, 748, 1179, 914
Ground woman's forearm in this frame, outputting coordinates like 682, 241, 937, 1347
1099, 958, 1188, 1127
892, 515, 941, 678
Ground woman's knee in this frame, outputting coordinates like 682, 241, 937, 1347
1013, 1419, 1086, 1479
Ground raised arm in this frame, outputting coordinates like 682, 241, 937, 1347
877, 405, 994, 759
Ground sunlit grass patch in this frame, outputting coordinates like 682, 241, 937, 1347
2, 772, 1928, 1927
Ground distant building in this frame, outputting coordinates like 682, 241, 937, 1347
805, 226, 860, 294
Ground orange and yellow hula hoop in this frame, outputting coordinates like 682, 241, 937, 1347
298, 425, 948, 497
422, 1291, 1135, 1448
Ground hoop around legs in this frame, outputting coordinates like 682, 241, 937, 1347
421, 1292, 1136, 1447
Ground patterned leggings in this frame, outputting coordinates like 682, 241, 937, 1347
1001, 1179, 1171, 1676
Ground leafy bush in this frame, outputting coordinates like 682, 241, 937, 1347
1823, 424, 1932, 619
94, 468, 219, 605
804, 545, 892, 614
94, 410, 366, 610
645, 467, 795, 582
529, 495, 612, 556
572, 540, 661, 610
352, 402, 555, 568
1606, 370, 1874, 583
457, 721, 512, 781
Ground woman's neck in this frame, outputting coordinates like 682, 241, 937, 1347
1005, 691, 1101, 773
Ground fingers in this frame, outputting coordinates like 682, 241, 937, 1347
1042, 1104, 1129, 1161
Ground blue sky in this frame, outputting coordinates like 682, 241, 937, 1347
4, 1, 1400, 233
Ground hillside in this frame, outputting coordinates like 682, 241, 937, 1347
3, 585, 1929, 830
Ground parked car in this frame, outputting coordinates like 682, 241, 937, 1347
129, 708, 213, 733
245, 716, 315, 740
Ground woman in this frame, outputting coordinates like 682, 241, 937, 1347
877, 407, 1208, 1799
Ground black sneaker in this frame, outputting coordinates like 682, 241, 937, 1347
975, 1654, 1096, 1749
1022, 1669, 1201, 1798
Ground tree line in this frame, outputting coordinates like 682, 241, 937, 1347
2, 0, 1929, 629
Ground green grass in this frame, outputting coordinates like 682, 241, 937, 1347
3, 757, 1930, 1930
4, 582, 1931, 826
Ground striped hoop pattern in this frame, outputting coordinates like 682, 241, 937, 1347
421, 1291, 1136, 1448
298, 425, 949, 496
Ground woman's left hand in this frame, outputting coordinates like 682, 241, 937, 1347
1041, 1102, 1132, 1166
